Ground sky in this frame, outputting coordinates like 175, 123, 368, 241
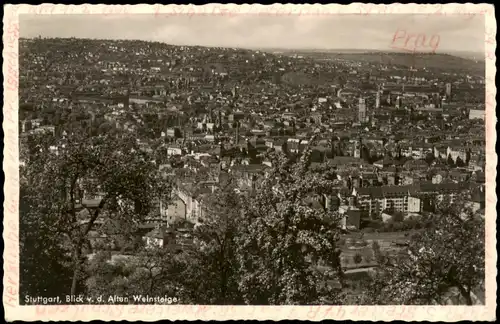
20, 14, 485, 54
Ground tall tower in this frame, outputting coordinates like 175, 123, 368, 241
358, 97, 367, 123
445, 83, 452, 100
375, 90, 380, 109
235, 121, 240, 145
434, 93, 441, 108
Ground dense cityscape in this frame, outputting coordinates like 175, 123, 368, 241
20, 36, 486, 306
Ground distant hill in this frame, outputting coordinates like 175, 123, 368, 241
274, 49, 485, 76
447, 50, 485, 61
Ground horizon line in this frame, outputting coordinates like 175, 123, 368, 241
20, 36, 485, 57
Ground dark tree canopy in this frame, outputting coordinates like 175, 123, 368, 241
363, 195, 485, 305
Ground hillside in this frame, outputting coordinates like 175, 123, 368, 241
279, 50, 485, 76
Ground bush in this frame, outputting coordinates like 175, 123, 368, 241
372, 212, 383, 222
362, 219, 382, 229
391, 212, 405, 223
353, 253, 363, 264
362, 227, 375, 233
392, 222, 405, 231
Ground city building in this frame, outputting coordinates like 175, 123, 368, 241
358, 97, 368, 123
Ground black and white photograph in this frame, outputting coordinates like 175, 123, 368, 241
9, 4, 494, 316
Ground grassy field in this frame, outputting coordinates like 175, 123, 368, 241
338, 230, 413, 269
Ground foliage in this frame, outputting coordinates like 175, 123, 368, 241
362, 227, 375, 233
364, 195, 485, 305
425, 153, 435, 165
372, 241, 381, 256
85, 248, 192, 303
20, 127, 170, 297
22, 122, 483, 306
455, 156, 466, 168
391, 212, 405, 223
86, 176, 246, 305
236, 148, 344, 305
19, 185, 74, 303
186, 177, 245, 304
447, 154, 456, 167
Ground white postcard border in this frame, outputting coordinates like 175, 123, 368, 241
3, 3, 497, 321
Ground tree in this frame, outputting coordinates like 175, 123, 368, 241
20, 185, 74, 303
186, 177, 245, 304
21, 128, 171, 298
456, 156, 466, 168
425, 153, 435, 165
97, 121, 114, 135
236, 147, 344, 305
372, 241, 381, 258
365, 195, 485, 305
391, 211, 405, 223
85, 176, 247, 305
465, 149, 472, 165
84, 178, 245, 305
447, 154, 456, 167
86, 248, 192, 303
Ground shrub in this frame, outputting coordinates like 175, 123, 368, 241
362, 219, 382, 229
392, 222, 405, 232
372, 212, 383, 222
391, 212, 405, 223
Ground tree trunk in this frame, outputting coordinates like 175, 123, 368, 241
149, 271, 154, 295
456, 284, 473, 305
463, 292, 473, 306
70, 267, 78, 296
220, 265, 227, 304
219, 250, 227, 304
70, 246, 82, 296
